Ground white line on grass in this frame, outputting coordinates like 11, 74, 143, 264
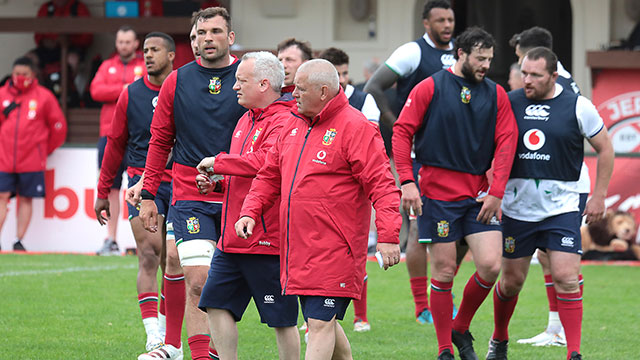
0, 264, 136, 277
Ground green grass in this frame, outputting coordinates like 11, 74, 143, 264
1, 253, 638, 359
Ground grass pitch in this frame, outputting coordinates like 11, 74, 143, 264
0, 253, 637, 359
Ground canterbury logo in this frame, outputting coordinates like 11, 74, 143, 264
264, 295, 275, 303
323, 298, 335, 307
524, 104, 550, 118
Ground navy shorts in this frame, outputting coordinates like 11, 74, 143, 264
578, 193, 588, 215
418, 196, 501, 244
126, 175, 172, 219
199, 250, 298, 327
300, 295, 351, 322
171, 200, 222, 243
502, 212, 583, 258
0, 171, 45, 198
97, 136, 126, 189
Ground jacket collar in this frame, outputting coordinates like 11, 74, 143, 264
292, 87, 348, 126
249, 93, 295, 121
8, 78, 39, 96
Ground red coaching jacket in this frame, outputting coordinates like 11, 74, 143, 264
214, 95, 295, 255
90, 54, 145, 137
240, 88, 401, 299
0, 79, 67, 173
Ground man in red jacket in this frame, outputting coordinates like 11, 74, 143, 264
235, 59, 402, 360
0, 57, 67, 251
90, 25, 145, 255
194, 51, 300, 360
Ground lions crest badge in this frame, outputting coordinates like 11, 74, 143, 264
186, 217, 200, 234
209, 77, 222, 95
322, 128, 337, 146
460, 86, 471, 104
504, 236, 515, 253
437, 220, 449, 237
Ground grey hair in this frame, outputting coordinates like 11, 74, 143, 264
241, 51, 285, 93
297, 59, 340, 93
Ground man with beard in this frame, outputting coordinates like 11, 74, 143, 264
139, 7, 246, 360
393, 27, 518, 360
364, 0, 457, 325
95, 32, 175, 354
487, 47, 613, 360
91, 25, 145, 255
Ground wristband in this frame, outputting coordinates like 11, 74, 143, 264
141, 189, 155, 200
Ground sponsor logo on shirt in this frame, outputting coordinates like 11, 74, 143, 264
264, 295, 275, 304
186, 216, 200, 234
441, 54, 455, 69
108, 67, 116, 74
504, 236, 515, 253
134, 66, 143, 78
524, 104, 551, 121
323, 298, 335, 308
208, 76, 222, 95
258, 240, 271, 247
312, 150, 327, 165
561, 237, 574, 247
152, 96, 158, 113
28, 99, 37, 119
2, 99, 10, 108
290, 128, 298, 136
252, 128, 262, 145
520, 129, 551, 161
235, 130, 242, 138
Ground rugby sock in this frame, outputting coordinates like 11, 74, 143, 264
209, 346, 219, 359
544, 274, 562, 333
158, 286, 166, 337
579, 274, 584, 296
410, 276, 430, 317
188, 334, 211, 360
452, 272, 494, 333
557, 292, 582, 358
491, 281, 518, 341
164, 273, 185, 348
544, 274, 558, 311
430, 279, 454, 354
353, 274, 368, 322
138, 292, 159, 336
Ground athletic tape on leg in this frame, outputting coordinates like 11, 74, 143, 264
176, 239, 215, 266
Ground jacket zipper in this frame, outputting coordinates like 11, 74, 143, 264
13, 107, 21, 173
283, 117, 313, 295
220, 113, 256, 251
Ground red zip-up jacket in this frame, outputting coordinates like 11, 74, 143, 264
214, 95, 294, 255
240, 88, 401, 299
90, 54, 145, 137
0, 79, 67, 173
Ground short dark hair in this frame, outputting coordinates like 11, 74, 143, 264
453, 27, 495, 60
145, 32, 176, 52
318, 47, 349, 66
117, 25, 136, 36
277, 38, 313, 61
422, 0, 452, 20
509, 26, 553, 50
523, 47, 558, 74
194, 7, 232, 33
13, 56, 35, 71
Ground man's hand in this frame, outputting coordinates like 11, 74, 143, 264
94, 198, 110, 226
584, 194, 606, 224
377, 242, 401, 270
195, 174, 215, 194
400, 182, 422, 216
234, 216, 255, 239
140, 199, 159, 233
197, 156, 216, 176
476, 194, 501, 224
126, 178, 143, 207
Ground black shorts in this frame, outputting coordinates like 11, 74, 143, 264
171, 200, 222, 244
126, 175, 172, 220
502, 212, 583, 258
0, 171, 45, 198
198, 250, 298, 327
300, 295, 351, 322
